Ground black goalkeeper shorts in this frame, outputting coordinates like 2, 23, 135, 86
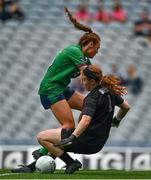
61, 128, 104, 154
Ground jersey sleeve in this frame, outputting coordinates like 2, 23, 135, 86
64, 46, 90, 68
81, 95, 98, 117
114, 94, 124, 106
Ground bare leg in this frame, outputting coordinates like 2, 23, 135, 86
68, 91, 84, 111
34, 92, 84, 159
38, 92, 85, 156
50, 100, 75, 129
37, 128, 64, 157
34, 96, 81, 159
37, 128, 82, 174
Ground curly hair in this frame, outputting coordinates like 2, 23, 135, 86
83, 65, 127, 96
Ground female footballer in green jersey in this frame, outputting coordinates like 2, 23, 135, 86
32, 7, 101, 159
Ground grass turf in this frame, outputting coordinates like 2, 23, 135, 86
0, 169, 151, 179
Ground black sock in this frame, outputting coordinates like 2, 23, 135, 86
27, 161, 36, 171
59, 152, 75, 165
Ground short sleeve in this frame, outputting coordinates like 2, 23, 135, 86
114, 94, 124, 106
64, 46, 90, 68
82, 95, 98, 117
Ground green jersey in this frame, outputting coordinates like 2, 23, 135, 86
38, 44, 91, 96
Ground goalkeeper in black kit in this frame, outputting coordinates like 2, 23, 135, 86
12, 65, 130, 174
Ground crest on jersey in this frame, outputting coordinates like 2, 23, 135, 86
80, 57, 88, 64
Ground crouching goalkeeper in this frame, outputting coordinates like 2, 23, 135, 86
12, 65, 130, 174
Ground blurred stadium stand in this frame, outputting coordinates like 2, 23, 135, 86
0, 0, 151, 146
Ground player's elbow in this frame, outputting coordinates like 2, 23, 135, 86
127, 105, 131, 111
83, 117, 91, 128
125, 103, 131, 112
124, 104, 130, 112
84, 119, 91, 127
80, 115, 91, 127
121, 100, 131, 112
121, 105, 130, 115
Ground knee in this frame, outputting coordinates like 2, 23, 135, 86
37, 132, 45, 144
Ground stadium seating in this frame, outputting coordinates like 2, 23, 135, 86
0, 0, 151, 146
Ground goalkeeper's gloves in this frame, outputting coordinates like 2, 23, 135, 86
112, 116, 121, 128
54, 134, 77, 148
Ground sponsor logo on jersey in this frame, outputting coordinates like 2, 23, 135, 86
99, 87, 109, 94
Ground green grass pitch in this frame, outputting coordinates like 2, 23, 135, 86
0, 169, 151, 179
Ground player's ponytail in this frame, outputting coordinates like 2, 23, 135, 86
64, 6, 93, 33
83, 65, 127, 96
64, 7, 101, 47
101, 75, 126, 96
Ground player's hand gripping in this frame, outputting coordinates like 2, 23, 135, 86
54, 134, 77, 148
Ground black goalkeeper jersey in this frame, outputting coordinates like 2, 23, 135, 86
78, 85, 124, 146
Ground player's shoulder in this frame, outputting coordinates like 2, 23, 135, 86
87, 86, 102, 99
98, 87, 109, 94
64, 44, 83, 55
89, 86, 107, 100
66, 44, 81, 50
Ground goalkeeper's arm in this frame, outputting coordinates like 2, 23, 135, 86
55, 115, 91, 147
112, 100, 130, 128
72, 115, 91, 137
